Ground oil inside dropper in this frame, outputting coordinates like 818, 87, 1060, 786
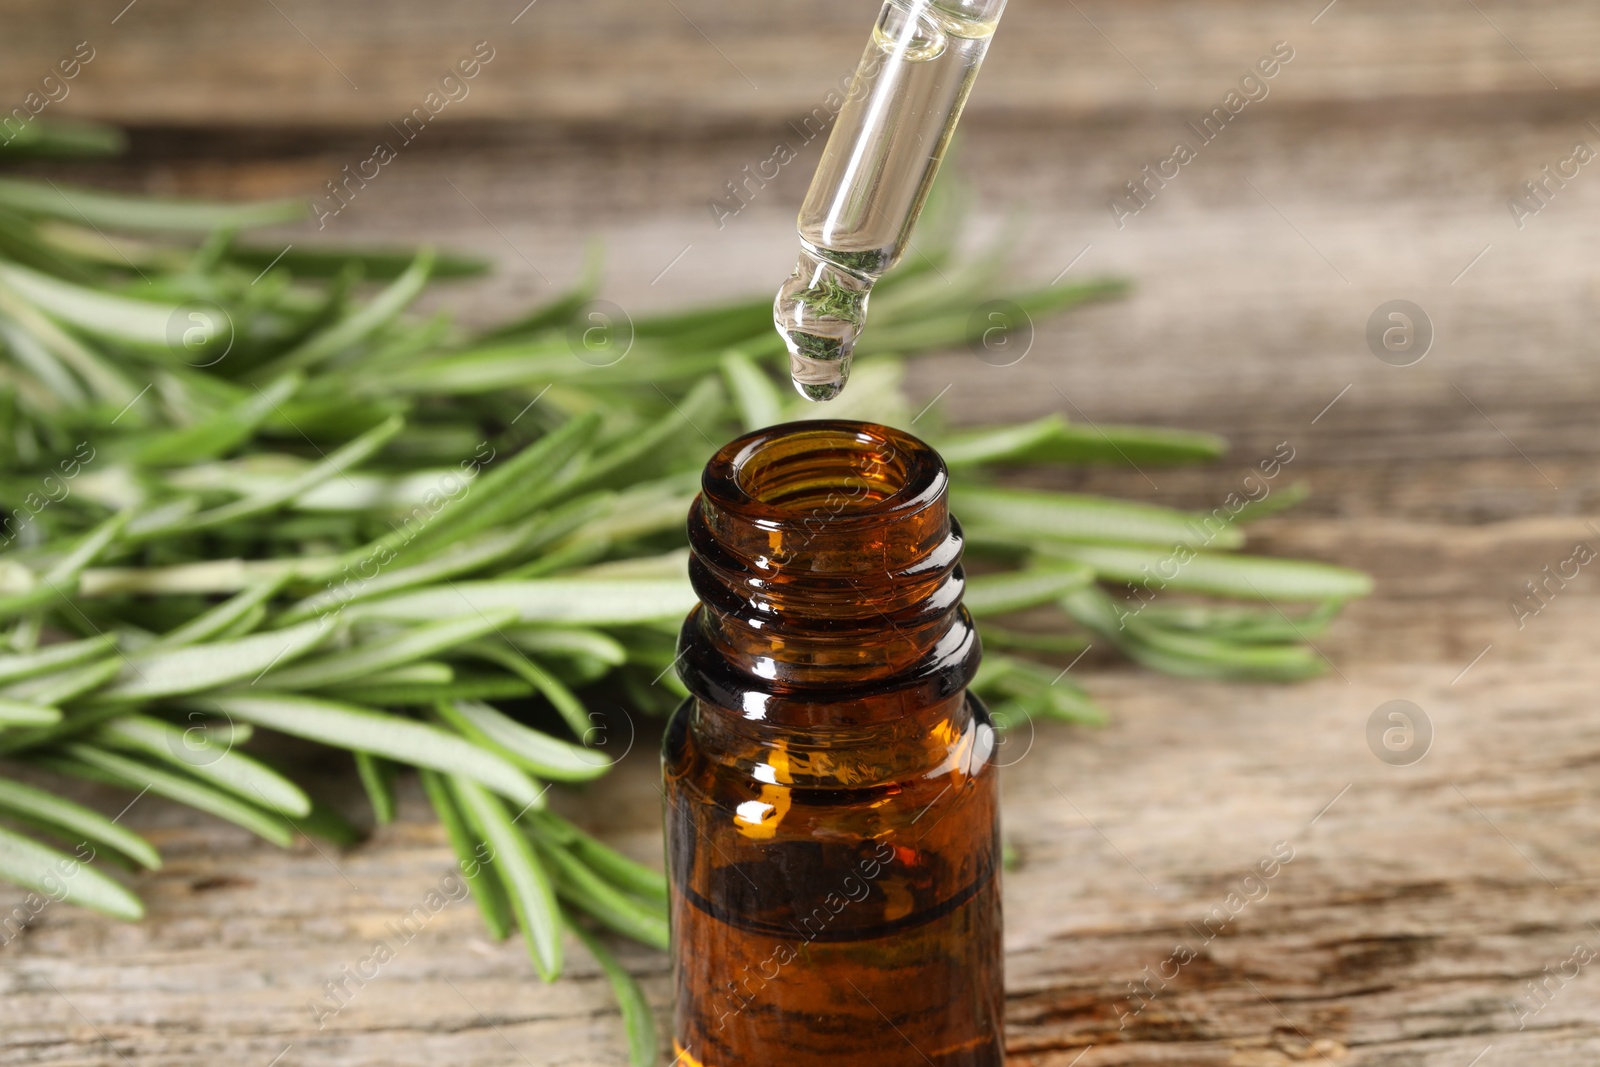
774, 0, 1005, 401
774, 249, 871, 402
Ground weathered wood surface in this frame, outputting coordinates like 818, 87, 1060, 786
3, 0, 1600, 125
5, 1, 1600, 1063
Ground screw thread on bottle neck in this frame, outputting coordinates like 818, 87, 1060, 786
681, 420, 978, 723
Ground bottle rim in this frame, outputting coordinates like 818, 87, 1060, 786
700, 418, 946, 530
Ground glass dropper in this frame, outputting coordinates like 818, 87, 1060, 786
774, 0, 1009, 401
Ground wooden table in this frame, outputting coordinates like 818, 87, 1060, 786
3, 2, 1599, 1063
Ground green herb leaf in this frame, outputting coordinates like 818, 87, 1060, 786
252, 249, 437, 378
353, 751, 398, 825
99, 619, 333, 701
0, 177, 303, 232
962, 565, 1095, 617
0, 699, 62, 727
90, 713, 312, 817
419, 768, 511, 940
1042, 543, 1373, 601
132, 373, 304, 466
568, 920, 658, 1067
0, 777, 161, 870
0, 823, 143, 920
531, 810, 666, 904
449, 775, 562, 980
260, 610, 518, 691
349, 577, 696, 627
536, 837, 669, 951
954, 485, 1246, 550
0, 636, 117, 685
436, 698, 610, 782
721, 349, 783, 430
50, 743, 297, 848
208, 693, 542, 809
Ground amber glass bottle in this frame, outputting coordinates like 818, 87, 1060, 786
664, 419, 1002, 1067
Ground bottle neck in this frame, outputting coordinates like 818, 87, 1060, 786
681, 420, 979, 726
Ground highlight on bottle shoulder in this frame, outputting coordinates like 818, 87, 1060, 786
775, 0, 1008, 402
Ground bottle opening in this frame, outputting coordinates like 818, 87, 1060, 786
709, 420, 943, 523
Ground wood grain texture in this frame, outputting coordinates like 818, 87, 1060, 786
2, 0, 1599, 127
4, 2, 1600, 1062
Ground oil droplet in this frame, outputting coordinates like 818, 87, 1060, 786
773, 247, 874, 401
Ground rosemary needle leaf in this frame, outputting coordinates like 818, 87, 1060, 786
572, 377, 724, 491
277, 526, 529, 623
1136, 600, 1339, 644
721, 349, 783, 431
938, 414, 1227, 467
0, 636, 117, 686
353, 751, 398, 825
1121, 622, 1324, 681
208, 693, 542, 809
0, 176, 303, 232
0, 510, 131, 621
532, 810, 667, 905
348, 577, 697, 627
436, 698, 609, 782
0, 120, 126, 160
90, 714, 312, 818
934, 416, 1067, 467
953, 485, 1246, 551
1, 656, 121, 708
535, 837, 670, 951
0, 777, 161, 870
1043, 543, 1373, 602
962, 565, 1095, 618
323, 676, 533, 707
1223, 480, 1310, 524
151, 573, 293, 650
420, 767, 511, 940
400, 411, 602, 557
338, 662, 455, 688
505, 627, 628, 668
450, 775, 562, 981
0, 261, 181, 345
229, 244, 489, 281
0, 823, 144, 920
253, 248, 437, 378
98, 618, 334, 701
458, 645, 594, 740
131, 372, 305, 466
259, 609, 519, 691
0, 699, 63, 727
45, 509, 132, 586
1059, 587, 1324, 682
50, 743, 297, 848
165, 413, 406, 534
568, 919, 659, 1067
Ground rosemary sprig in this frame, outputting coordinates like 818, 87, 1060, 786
0, 124, 1369, 1064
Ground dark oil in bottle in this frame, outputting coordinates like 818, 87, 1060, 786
664, 419, 1002, 1066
